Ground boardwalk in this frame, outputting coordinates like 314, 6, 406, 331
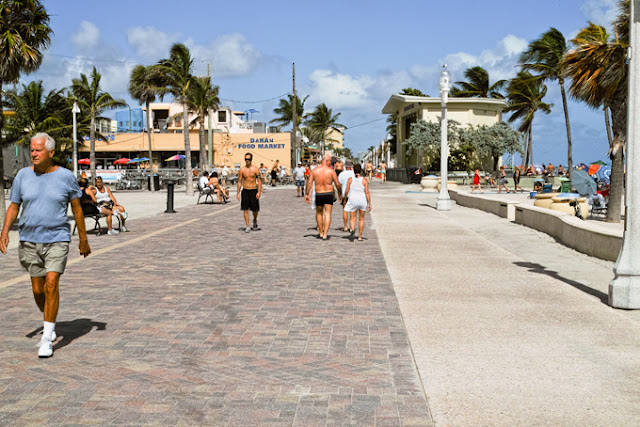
0, 187, 432, 426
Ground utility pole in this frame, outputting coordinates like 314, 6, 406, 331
207, 63, 214, 169
291, 63, 298, 167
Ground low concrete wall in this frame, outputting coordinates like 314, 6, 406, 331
514, 204, 622, 262
449, 189, 622, 261
449, 190, 519, 221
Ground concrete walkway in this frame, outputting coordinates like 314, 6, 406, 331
1, 182, 639, 425
372, 182, 640, 426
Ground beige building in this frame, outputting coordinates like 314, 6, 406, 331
79, 131, 291, 169
382, 95, 507, 168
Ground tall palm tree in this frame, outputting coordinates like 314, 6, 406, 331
129, 64, 165, 190
270, 94, 307, 129
157, 43, 195, 195
0, 0, 52, 220
520, 27, 574, 172
451, 66, 506, 98
71, 66, 126, 183
305, 103, 347, 153
563, 1, 629, 223
504, 71, 552, 169
186, 76, 219, 169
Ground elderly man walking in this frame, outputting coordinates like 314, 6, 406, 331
0, 133, 91, 358
305, 153, 341, 240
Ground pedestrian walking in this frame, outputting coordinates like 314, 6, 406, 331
498, 165, 510, 193
344, 164, 371, 241
270, 160, 279, 187
513, 166, 524, 193
380, 161, 387, 183
237, 153, 262, 232
471, 169, 483, 193
305, 153, 341, 240
338, 160, 355, 231
293, 162, 306, 197
0, 133, 91, 358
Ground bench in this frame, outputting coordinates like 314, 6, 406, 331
72, 213, 121, 236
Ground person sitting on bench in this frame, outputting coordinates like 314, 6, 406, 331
78, 178, 119, 235
208, 172, 229, 203
94, 177, 128, 232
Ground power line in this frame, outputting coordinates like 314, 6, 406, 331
344, 118, 385, 130
220, 92, 291, 104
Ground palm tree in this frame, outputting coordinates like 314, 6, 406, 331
157, 43, 196, 196
70, 66, 126, 183
186, 76, 219, 169
305, 103, 346, 153
520, 28, 574, 172
270, 94, 307, 129
129, 64, 165, 191
0, 0, 52, 221
451, 66, 506, 98
563, 1, 629, 222
504, 71, 552, 169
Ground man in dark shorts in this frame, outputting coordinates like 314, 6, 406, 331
305, 153, 341, 240
0, 133, 91, 358
237, 152, 262, 232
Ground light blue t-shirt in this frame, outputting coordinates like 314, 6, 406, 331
10, 167, 82, 243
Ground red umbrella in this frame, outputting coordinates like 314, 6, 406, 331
113, 158, 131, 165
78, 158, 90, 165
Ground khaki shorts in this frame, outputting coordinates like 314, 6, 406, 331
18, 242, 70, 277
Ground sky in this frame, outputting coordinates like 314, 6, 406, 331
23, 0, 622, 165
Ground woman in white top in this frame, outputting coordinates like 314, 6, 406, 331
93, 177, 129, 232
344, 164, 371, 241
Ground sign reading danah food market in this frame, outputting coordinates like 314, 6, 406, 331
238, 138, 286, 149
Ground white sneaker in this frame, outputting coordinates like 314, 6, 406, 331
120, 226, 128, 232
38, 339, 53, 358
121, 212, 128, 220
36, 329, 56, 347
245, 227, 251, 233
108, 229, 119, 235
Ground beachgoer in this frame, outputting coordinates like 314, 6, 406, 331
513, 166, 524, 193
293, 162, 306, 197
0, 133, 91, 358
471, 169, 482, 193
380, 162, 387, 183
338, 160, 355, 231
209, 171, 229, 203
270, 160, 279, 187
305, 153, 341, 240
259, 163, 267, 184
237, 153, 262, 232
498, 165, 510, 193
78, 178, 119, 235
94, 177, 128, 232
344, 164, 371, 241
365, 161, 374, 181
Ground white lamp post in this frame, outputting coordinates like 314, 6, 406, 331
72, 102, 80, 178
437, 65, 452, 211
609, 1, 640, 308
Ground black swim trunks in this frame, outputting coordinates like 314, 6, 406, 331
315, 192, 334, 206
241, 188, 260, 212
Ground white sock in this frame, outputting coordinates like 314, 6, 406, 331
43, 321, 55, 340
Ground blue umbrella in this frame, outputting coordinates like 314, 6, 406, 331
244, 109, 259, 121
128, 157, 150, 163
571, 169, 597, 196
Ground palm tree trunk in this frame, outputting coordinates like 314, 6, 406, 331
607, 95, 627, 223
90, 113, 96, 184
183, 102, 193, 196
559, 80, 573, 172
604, 107, 614, 148
198, 116, 207, 170
0, 82, 6, 225
521, 127, 529, 171
527, 124, 533, 168
146, 100, 155, 191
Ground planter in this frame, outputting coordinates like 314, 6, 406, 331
437, 181, 458, 191
533, 192, 559, 209
420, 176, 439, 192
550, 196, 590, 216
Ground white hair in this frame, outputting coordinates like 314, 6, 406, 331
32, 132, 56, 151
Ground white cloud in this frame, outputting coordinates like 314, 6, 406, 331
307, 70, 375, 110
71, 21, 100, 51
189, 33, 262, 77
127, 26, 178, 60
581, 0, 618, 28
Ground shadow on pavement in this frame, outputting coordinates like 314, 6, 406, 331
26, 318, 107, 350
418, 203, 438, 210
514, 261, 608, 304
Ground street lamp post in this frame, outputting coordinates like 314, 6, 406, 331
609, 1, 640, 308
72, 102, 80, 178
437, 65, 452, 211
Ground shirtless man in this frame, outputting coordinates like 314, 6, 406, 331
237, 153, 262, 232
305, 153, 341, 240
365, 161, 374, 181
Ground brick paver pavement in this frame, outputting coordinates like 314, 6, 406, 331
0, 187, 432, 426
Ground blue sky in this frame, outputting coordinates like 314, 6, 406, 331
26, 0, 621, 164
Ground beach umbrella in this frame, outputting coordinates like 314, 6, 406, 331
588, 164, 601, 175
128, 157, 150, 163
113, 158, 131, 165
590, 160, 608, 166
78, 158, 90, 165
165, 154, 186, 161
571, 169, 597, 196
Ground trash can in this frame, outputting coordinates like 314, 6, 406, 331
148, 174, 160, 191
559, 178, 571, 193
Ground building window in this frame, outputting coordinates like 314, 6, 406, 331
218, 111, 227, 123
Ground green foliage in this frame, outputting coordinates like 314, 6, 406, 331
469, 122, 525, 170
450, 66, 506, 98
270, 94, 307, 128
400, 88, 427, 96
